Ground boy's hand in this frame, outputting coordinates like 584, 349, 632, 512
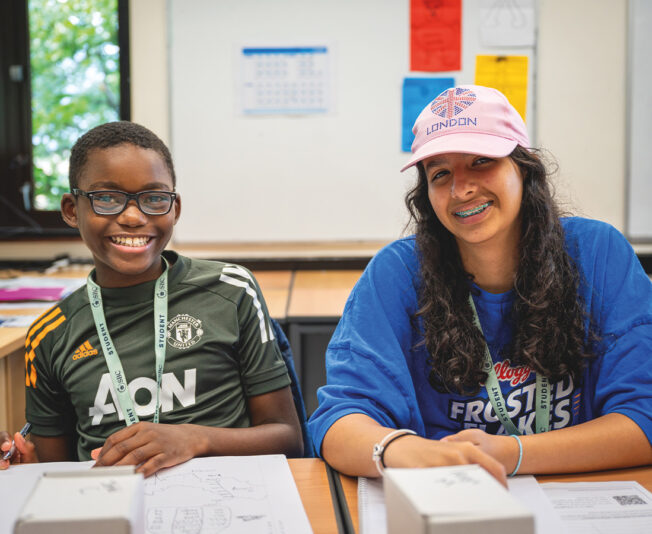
92, 422, 203, 477
0, 430, 39, 469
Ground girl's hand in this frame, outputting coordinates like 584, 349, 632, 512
383, 433, 508, 486
441, 428, 520, 475
92, 422, 203, 477
0, 430, 39, 469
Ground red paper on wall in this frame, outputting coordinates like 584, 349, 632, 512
410, 0, 462, 72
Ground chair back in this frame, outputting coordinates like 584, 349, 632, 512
270, 318, 314, 457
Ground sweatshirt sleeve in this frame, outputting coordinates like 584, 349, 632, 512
307, 239, 425, 457
582, 222, 652, 444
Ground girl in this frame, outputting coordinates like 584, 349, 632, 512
308, 85, 652, 483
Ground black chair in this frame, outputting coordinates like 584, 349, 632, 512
270, 318, 314, 457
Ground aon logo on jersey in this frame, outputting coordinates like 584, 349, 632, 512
89, 369, 196, 425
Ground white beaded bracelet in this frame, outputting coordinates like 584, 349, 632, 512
372, 428, 417, 476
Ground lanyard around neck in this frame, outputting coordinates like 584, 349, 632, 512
468, 294, 550, 435
86, 258, 169, 425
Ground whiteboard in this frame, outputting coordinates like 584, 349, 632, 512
627, 0, 652, 240
169, 0, 536, 243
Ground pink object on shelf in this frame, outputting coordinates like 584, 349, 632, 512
0, 287, 68, 302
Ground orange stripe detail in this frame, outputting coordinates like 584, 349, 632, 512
27, 315, 66, 360
25, 307, 63, 348
84, 340, 92, 351
30, 365, 37, 388
25, 356, 30, 387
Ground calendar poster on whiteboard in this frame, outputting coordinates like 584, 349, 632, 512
240, 46, 331, 114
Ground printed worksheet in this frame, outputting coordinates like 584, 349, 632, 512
358, 474, 567, 534
541, 481, 652, 534
1, 456, 312, 534
143, 455, 312, 534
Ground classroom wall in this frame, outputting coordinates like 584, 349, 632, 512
0, 0, 638, 260
129, 0, 169, 147
127, 0, 629, 245
537, 0, 626, 226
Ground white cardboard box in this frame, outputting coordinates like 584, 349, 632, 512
384, 465, 534, 534
13, 466, 144, 534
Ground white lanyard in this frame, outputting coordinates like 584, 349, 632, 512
468, 294, 550, 435
86, 258, 169, 425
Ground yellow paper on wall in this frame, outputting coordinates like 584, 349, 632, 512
475, 55, 528, 121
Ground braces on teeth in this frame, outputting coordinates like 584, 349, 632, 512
456, 202, 490, 218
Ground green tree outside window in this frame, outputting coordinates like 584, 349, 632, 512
29, 0, 120, 211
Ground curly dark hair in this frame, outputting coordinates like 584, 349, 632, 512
68, 121, 176, 189
405, 146, 596, 395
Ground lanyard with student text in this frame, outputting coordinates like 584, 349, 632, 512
86, 258, 169, 425
468, 294, 550, 435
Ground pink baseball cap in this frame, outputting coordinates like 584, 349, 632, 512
401, 85, 530, 172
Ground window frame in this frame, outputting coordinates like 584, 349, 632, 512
0, 0, 130, 238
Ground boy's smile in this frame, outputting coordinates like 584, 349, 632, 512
61, 144, 181, 288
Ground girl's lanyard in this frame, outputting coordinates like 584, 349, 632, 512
86, 258, 169, 425
468, 294, 550, 435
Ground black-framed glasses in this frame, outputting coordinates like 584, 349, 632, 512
72, 189, 177, 216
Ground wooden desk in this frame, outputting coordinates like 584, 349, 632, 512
337, 466, 652, 533
0, 304, 53, 433
252, 270, 292, 320
287, 270, 362, 319
0, 268, 90, 432
288, 458, 340, 534
284, 270, 363, 415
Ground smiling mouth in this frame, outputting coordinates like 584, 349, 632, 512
454, 202, 492, 218
110, 236, 151, 247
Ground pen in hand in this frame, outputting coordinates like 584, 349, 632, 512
2, 422, 32, 461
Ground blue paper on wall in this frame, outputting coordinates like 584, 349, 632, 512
402, 77, 454, 152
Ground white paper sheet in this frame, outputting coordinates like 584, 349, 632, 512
1, 455, 312, 534
541, 481, 652, 534
0, 315, 40, 327
480, 0, 536, 47
0, 276, 86, 291
358, 474, 567, 534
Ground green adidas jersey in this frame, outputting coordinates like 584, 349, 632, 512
25, 252, 290, 460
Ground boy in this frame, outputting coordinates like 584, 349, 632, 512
0, 121, 302, 476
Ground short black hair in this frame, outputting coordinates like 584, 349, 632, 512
68, 121, 176, 189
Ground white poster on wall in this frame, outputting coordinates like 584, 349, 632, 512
480, 0, 536, 47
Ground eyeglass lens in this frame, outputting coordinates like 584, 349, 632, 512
92, 191, 173, 215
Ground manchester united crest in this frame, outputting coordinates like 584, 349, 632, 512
167, 314, 203, 349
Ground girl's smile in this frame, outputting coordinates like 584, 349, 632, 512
425, 153, 523, 251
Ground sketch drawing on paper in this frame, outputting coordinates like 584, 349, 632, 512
144, 467, 272, 533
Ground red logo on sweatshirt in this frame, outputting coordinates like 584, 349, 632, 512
493, 359, 531, 386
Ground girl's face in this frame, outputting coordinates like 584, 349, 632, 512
61, 144, 181, 288
424, 152, 523, 254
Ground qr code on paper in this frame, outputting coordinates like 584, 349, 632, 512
612, 495, 647, 506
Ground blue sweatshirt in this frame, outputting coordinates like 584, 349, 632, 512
308, 218, 652, 456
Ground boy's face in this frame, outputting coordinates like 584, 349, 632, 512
61, 144, 181, 288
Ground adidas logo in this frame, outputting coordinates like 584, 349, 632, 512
72, 340, 99, 361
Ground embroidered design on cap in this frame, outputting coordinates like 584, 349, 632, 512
430, 87, 476, 119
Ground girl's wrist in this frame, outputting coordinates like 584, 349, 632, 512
381, 433, 419, 470
506, 434, 523, 476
